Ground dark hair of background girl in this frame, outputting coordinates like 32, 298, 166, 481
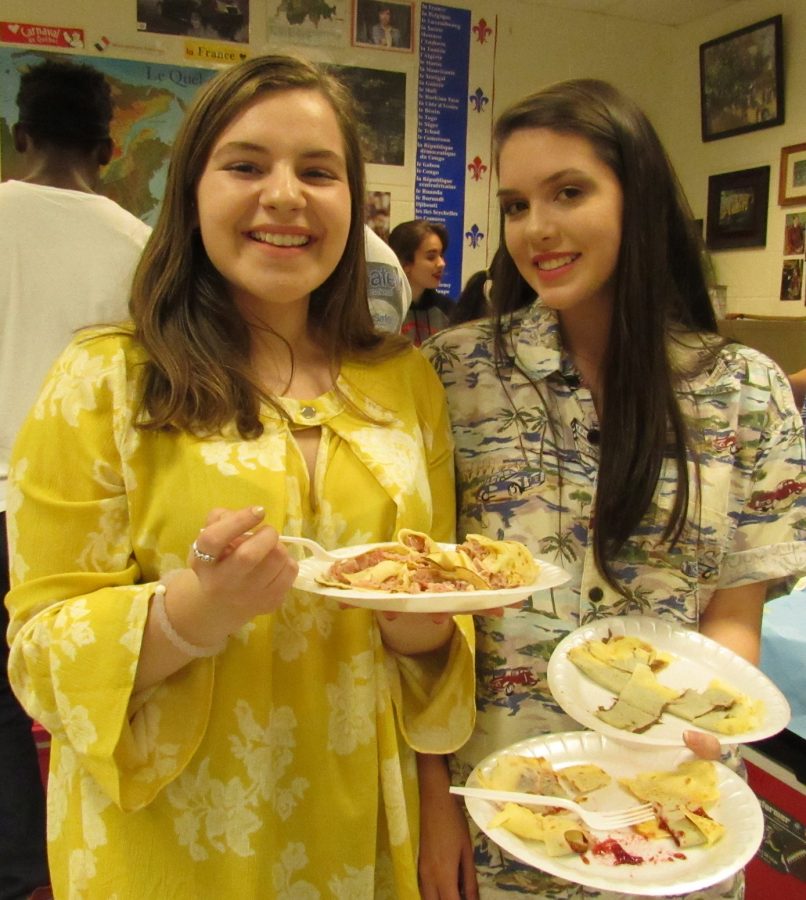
491, 78, 719, 587
130, 54, 406, 439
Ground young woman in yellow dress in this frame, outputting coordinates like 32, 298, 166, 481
5, 55, 475, 898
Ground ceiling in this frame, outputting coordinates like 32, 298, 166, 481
530, 0, 747, 27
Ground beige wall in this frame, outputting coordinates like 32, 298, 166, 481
3, 0, 804, 311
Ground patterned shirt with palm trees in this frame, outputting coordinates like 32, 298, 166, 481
422, 301, 806, 897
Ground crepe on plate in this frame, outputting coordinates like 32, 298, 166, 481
475, 754, 724, 858
568, 633, 763, 735
621, 760, 725, 848
480, 755, 610, 856
316, 530, 539, 593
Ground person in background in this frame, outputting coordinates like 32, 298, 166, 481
389, 219, 454, 346
448, 247, 507, 326
364, 224, 412, 333
788, 367, 806, 412
420, 78, 806, 899
448, 270, 491, 326
0, 57, 151, 900
5, 54, 474, 898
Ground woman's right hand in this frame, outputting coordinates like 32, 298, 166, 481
186, 505, 298, 628
135, 506, 298, 690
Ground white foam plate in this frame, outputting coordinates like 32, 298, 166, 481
463, 730, 764, 896
294, 542, 570, 613
547, 615, 791, 746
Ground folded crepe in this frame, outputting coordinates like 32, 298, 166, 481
488, 803, 590, 857
596, 663, 682, 732
568, 634, 762, 736
479, 754, 566, 797
620, 759, 724, 848
316, 529, 539, 594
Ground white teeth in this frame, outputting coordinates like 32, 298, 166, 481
251, 232, 309, 247
538, 254, 576, 271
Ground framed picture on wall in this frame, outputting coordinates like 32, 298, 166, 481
352, 0, 414, 51
779, 143, 806, 207
699, 15, 784, 142
706, 166, 770, 250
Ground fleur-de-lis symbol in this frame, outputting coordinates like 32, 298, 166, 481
473, 18, 493, 44
465, 224, 484, 249
469, 87, 489, 113
467, 156, 488, 182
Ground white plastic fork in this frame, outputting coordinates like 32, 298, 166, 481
449, 786, 655, 831
278, 536, 340, 561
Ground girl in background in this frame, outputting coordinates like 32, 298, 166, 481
390, 219, 454, 345
421, 78, 806, 899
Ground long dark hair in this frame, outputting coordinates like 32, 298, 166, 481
492, 78, 719, 586
130, 54, 405, 438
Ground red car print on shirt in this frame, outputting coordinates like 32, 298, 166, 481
748, 479, 806, 511
489, 666, 538, 695
712, 433, 738, 454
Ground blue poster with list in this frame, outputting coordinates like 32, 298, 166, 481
415, 3, 471, 299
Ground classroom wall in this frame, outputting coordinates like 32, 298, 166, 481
3, 0, 803, 313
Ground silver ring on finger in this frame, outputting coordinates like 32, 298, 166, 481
192, 539, 217, 563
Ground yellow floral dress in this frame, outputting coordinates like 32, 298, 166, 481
6, 331, 475, 899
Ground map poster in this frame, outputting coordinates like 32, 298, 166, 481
0, 48, 217, 226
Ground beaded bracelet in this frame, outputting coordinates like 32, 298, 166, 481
151, 583, 227, 658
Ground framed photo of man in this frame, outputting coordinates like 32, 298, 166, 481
353, 0, 414, 52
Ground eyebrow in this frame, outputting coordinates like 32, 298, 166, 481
497, 168, 589, 198
210, 141, 346, 163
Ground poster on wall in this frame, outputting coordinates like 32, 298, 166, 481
414, 2, 471, 298
136, 0, 249, 43
267, 0, 347, 47
0, 48, 216, 225
327, 64, 405, 166
366, 190, 391, 240
0, 21, 85, 49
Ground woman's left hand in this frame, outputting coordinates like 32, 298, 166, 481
374, 609, 455, 655
683, 730, 722, 760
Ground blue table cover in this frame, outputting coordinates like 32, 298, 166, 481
760, 589, 805, 740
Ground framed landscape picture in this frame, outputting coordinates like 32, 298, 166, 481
706, 166, 770, 250
699, 15, 784, 142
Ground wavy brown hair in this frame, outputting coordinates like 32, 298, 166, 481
491, 79, 720, 587
130, 54, 406, 438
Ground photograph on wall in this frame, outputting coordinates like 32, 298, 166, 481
137, 0, 249, 43
327, 64, 405, 165
779, 142, 806, 207
705, 166, 770, 250
784, 212, 805, 256
366, 190, 391, 240
353, 0, 414, 51
699, 15, 784, 142
268, 0, 347, 47
0, 48, 216, 225
780, 259, 804, 301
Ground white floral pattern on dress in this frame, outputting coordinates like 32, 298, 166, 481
7, 330, 474, 897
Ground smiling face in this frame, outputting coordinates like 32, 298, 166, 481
497, 127, 623, 323
195, 88, 352, 323
403, 231, 446, 300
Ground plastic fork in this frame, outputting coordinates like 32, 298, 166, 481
449, 786, 655, 831
278, 536, 340, 561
